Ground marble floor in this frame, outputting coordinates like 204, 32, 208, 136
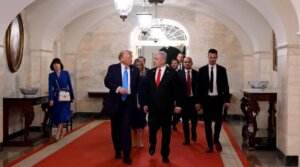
0, 116, 297, 167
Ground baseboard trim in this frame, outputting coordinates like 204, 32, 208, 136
277, 149, 298, 166
198, 114, 243, 121
6, 126, 43, 140
73, 112, 109, 119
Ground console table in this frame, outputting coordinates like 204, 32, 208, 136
3, 95, 48, 146
240, 89, 277, 149
88, 91, 109, 118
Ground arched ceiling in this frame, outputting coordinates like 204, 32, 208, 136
291, 0, 300, 34
0, 0, 299, 54
245, 0, 299, 46
0, 0, 34, 41
64, 5, 254, 55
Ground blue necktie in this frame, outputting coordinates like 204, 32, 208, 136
121, 67, 128, 101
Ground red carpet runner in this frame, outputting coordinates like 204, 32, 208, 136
33, 122, 224, 167
31, 122, 223, 167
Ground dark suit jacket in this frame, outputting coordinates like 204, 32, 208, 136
104, 63, 139, 115
178, 69, 199, 103
198, 64, 230, 104
144, 67, 182, 118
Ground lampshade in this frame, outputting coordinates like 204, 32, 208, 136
114, 0, 133, 21
136, 0, 152, 35
150, 24, 163, 42
137, 13, 152, 35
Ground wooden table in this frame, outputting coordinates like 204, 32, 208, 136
88, 91, 109, 118
240, 89, 277, 149
3, 95, 48, 146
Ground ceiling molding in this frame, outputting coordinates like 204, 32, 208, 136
30, 49, 53, 53
276, 43, 299, 50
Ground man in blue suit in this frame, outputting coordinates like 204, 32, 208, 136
104, 50, 139, 164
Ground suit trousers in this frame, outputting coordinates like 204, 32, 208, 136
182, 97, 198, 142
110, 97, 132, 158
202, 96, 223, 147
172, 112, 181, 127
148, 113, 172, 158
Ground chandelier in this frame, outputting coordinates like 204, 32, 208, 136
149, 0, 164, 42
136, 0, 152, 35
114, 0, 165, 42
114, 0, 133, 21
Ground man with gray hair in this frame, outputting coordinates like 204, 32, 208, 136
144, 51, 182, 163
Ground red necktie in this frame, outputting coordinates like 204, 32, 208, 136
187, 70, 191, 96
156, 68, 161, 87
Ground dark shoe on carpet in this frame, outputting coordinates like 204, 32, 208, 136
173, 126, 177, 131
115, 151, 122, 159
149, 145, 155, 156
123, 157, 132, 164
215, 141, 222, 152
205, 146, 213, 153
162, 157, 170, 163
182, 141, 190, 145
191, 132, 197, 142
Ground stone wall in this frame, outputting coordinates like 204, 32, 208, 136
71, 7, 244, 114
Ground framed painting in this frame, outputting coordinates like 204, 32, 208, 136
6, 14, 24, 73
272, 31, 277, 71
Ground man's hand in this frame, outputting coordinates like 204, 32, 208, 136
49, 100, 54, 106
195, 103, 201, 111
118, 87, 128, 95
144, 106, 148, 113
224, 103, 230, 108
174, 107, 182, 114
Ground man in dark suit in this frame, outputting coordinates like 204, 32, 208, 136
104, 50, 139, 164
197, 48, 230, 153
144, 51, 182, 163
177, 53, 184, 71
178, 57, 199, 145
170, 58, 181, 131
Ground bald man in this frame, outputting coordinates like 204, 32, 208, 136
178, 57, 199, 145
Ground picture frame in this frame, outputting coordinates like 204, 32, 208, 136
5, 14, 24, 73
272, 31, 277, 71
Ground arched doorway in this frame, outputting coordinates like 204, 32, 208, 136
130, 18, 190, 68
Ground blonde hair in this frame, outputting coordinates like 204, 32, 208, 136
134, 58, 145, 76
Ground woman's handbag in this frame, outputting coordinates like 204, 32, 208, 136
56, 80, 71, 102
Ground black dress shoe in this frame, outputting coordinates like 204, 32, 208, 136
115, 151, 122, 159
123, 157, 132, 164
149, 145, 155, 156
191, 132, 197, 142
173, 126, 177, 131
205, 146, 213, 153
182, 141, 190, 145
215, 141, 222, 152
162, 157, 170, 163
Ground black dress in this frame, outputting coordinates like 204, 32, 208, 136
132, 75, 147, 129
